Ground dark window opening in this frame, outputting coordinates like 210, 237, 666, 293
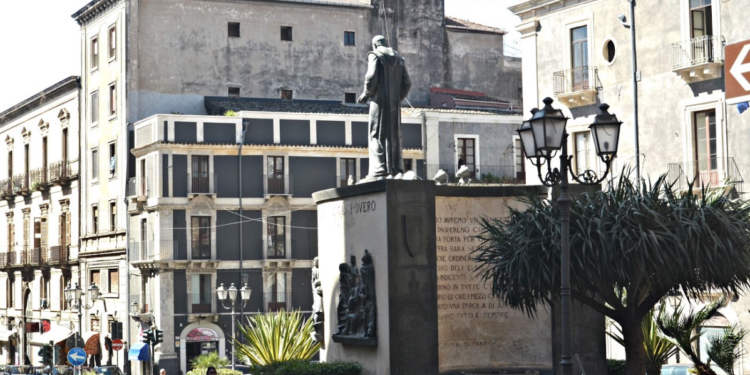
605, 40, 616, 63
266, 216, 286, 258
191, 216, 211, 259
109, 143, 116, 176
457, 138, 476, 179
92, 206, 99, 234
228, 22, 240, 37
340, 158, 356, 186
281, 90, 293, 100
110, 202, 116, 232
571, 25, 589, 91
228, 87, 240, 97
344, 93, 356, 103
344, 31, 355, 46
281, 26, 293, 41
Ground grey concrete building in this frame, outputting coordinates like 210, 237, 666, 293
512, 0, 750, 373
0, 77, 82, 366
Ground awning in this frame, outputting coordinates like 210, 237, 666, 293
30, 326, 73, 345
0, 330, 17, 341
128, 342, 149, 362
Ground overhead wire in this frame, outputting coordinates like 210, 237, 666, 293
151, 203, 320, 231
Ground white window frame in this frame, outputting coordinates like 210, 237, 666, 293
186, 272, 216, 314
680, 93, 726, 178
679, 0, 722, 43
563, 15, 594, 72
453, 134, 480, 176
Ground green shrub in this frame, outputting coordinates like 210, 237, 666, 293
189, 352, 229, 369
187, 368, 242, 375
224, 110, 239, 116
234, 310, 320, 366
606, 359, 626, 375
250, 361, 362, 375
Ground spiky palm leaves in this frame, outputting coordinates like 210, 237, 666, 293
473, 173, 750, 375
608, 304, 677, 375
189, 352, 230, 370
234, 310, 321, 366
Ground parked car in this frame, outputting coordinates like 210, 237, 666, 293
4, 366, 33, 375
93, 366, 123, 375
661, 364, 695, 375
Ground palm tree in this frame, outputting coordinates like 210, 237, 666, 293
234, 309, 320, 366
608, 303, 677, 375
473, 174, 750, 375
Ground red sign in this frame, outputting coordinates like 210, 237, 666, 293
25, 322, 40, 333
111, 339, 124, 351
41, 320, 51, 333
725, 39, 750, 101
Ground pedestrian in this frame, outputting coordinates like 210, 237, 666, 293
160, 369, 166, 375
206, 367, 217, 375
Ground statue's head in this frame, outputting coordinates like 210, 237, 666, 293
362, 249, 372, 265
372, 35, 388, 50
350, 255, 356, 265
313, 257, 319, 267
339, 263, 350, 273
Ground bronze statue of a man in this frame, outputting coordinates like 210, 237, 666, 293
357, 35, 412, 181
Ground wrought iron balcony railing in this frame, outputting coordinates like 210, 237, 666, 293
553, 66, 599, 95
671, 35, 724, 70
667, 157, 744, 193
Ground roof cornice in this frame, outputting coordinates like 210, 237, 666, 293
510, 0, 596, 19
71, 0, 123, 27
0, 77, 80, 126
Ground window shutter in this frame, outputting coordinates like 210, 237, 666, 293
40, 219, 47, 250
59, 215, 63, 247
34, 220, 40, 248
65, 213, 71, 247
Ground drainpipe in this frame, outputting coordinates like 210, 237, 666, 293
238, 121, 248, 346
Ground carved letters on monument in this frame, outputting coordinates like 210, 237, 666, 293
311, 257, 324, 341
332, 250, 378, 347
357, 35, 412, 182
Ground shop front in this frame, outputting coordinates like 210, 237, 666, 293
179, 323, 225, 374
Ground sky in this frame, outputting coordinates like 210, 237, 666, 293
0, 0, 522, 112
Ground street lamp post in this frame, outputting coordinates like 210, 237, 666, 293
65, 282, 100, 346
216, 283, 251, 370
517, 97, 623, 375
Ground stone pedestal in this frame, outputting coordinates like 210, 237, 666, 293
313, 180, 439, 375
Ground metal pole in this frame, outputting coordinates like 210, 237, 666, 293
628, 0, 641, 183
559, 135, 573, 375
230, 303, 235, 371
238, 124, 247, 343
124, 197, 131, 375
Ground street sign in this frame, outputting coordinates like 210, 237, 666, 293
725, 39, 750, 103
111, 339, 124, 351
67, 347, 86, 366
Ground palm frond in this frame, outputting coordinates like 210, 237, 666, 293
233, 310, 321, 366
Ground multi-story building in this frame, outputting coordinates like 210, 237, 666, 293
0, 77, 81, 366
511, 0, 750, 372
65, 0, 524, 373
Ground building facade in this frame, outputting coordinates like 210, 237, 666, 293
511, 0, 750, 372
0, 77, 81, 366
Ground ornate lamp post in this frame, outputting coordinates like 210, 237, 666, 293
216, 283, 251, 370
517, 97, 622, 375
65, 282, 100, 342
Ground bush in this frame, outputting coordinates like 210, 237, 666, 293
234, 310, 320, 366
607, 359, 626, 375
187, 369, 242, 375
189, 352, 230, 369
250, 361, 362, 375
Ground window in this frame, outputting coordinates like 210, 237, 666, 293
344, 93, 356, 103
571, 26, 589, 91
8, 278, 14, 309
7, 216, 14, 251
109, 83, 116, 116
62, 275, 70, 310
280, 26, 293, 41
92, 149, 99, 180
191, 217, 211, 259
59, 211, 70, 247
91, 37, 99, 70
266, 216, 286, 258
404, 159, 413, 172
109, 201, 116, 232
7, 151, 12, 179
266, 272, 287, 312
91, 91, 99, 124
191, 274, 212, 313
109, 142, 116, 176
140, 159, 146, 196
62, 129, 68, 163
228, 22, 240, 37
693, 109, 718, 185
574, 132, 592, 175
24, 143, 29, 177
457, 138, 476, 178
191, 156, 210, 194
91, 270, 101, 288
41, 276, 49, 304
344, 31, 355, 46
340, 158, 356, 186
267, 156, 284, 194
108, 269, 119, 294
42, 137, 48, 175
603, 40, 616, 63
514, 138, 526, 182
281, 90, 293, 100
108, 25, 116, 59
690, 0, 713, 38
228, 87, 240, 97
92, 206, 99, 234
33, 218, 46, 251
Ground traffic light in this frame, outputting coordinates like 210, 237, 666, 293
143, 328, 155, 344
154, 328, 163, 345
37, 342, 52, 365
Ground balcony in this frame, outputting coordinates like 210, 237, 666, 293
266, 292, 288, 312
30, 167, 49, 192
0, 251, 9, 267
27, 248, 47, 265
420, 164, 525, 185
671, 35, 724, 83
264, 174, 293, 197
49, 160, 79, 185
12, 173, 29, 195
188, 173, 216, 196
553, 66, 599, 108
191, 294, 212, 313
667, 157, 744, 194
49, 245, 69, 264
